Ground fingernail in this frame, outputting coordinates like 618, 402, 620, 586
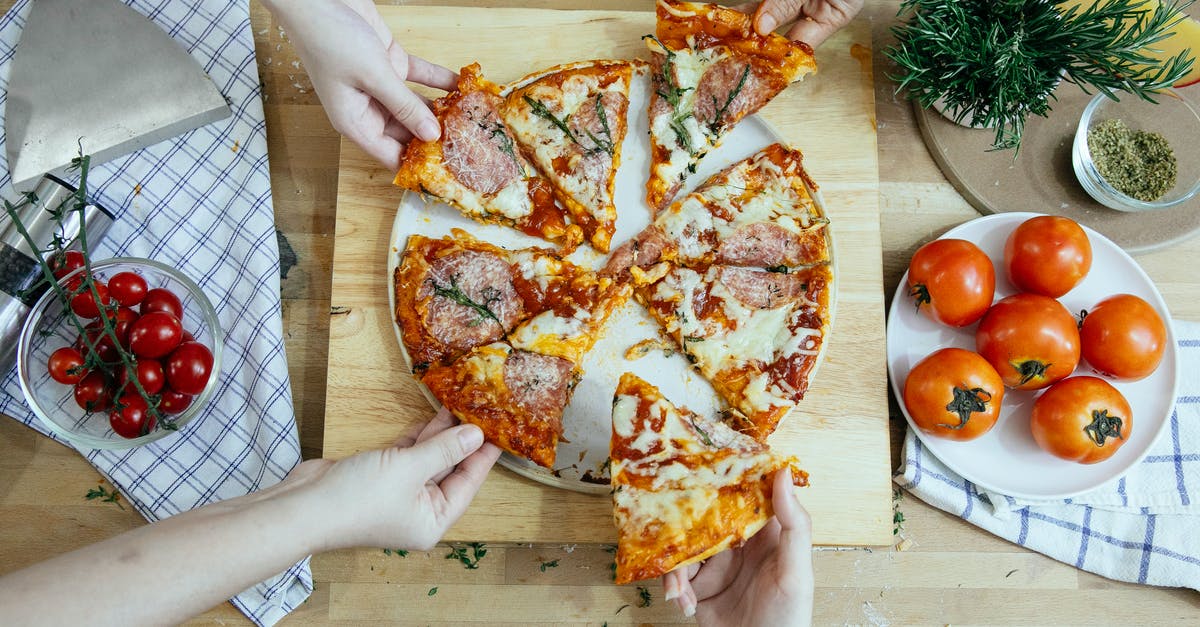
417, 119, 440, 141
683, 601, 696, 618
758, 13, 777, 34
663, 587, 679, 602
458, 425, 483, 449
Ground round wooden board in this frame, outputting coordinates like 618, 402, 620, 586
914, 83, 1200, 254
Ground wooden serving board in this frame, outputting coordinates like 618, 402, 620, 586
324, 6, 892, 545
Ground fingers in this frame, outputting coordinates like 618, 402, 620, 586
773, 467, 815, 586
407, 423, 486, 481
754, 0, 805, 35
432, 442, 502, 523
351, 130, 405, 173
785, 18, 839, 48
416, 407, 458, 444
364, 47, 441, 143
406, 54, 459, 92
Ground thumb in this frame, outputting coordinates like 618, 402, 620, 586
407, 423, 485, 480
773, 467, 814, 580
754, 0, 805, 36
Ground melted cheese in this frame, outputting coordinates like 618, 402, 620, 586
508, 309, 589, 360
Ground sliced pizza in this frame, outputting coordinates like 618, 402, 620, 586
610, 372, 807, 584
644, 0, 817, 210
423, 342, 578, 468
394, 63, 582, 250
634, 262, 833, 440
501, 60, 642, 252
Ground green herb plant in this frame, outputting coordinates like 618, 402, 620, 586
886, 0, 1196, 151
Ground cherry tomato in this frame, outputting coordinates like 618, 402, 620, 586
116, 359, 165, 396
107, 272, 148, 307
165, 341, 214, 395
47, 347, 87, 384
109, 393, 156, 439
902, 347, 1004, 441
1080, 294, 1167, 381
73, 372, 112, 412
976, 293, 1080, 390
158, 388, 193, 415
906, 238, 995, 327
128, 312, 183, 359
1004, 215, 1092, 298
140, 288, 184, 320
1031, 376, 1132, 464
50, 250, 84, 279
69, 281, 111, 319
107, 306, 140, 348
76, 322, 120, 364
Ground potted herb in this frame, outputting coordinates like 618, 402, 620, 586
885, 0, 1196, 151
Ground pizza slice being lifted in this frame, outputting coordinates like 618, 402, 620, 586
644, 0, 817, 211
394, 63, 582, 250
501, 60, 643, 252
610, 372, 807, 584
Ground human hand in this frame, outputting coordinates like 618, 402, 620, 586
748, 0, 865, 48
263, 0, 457, 170
292, 407, 501, 552
661, 468, 815, 626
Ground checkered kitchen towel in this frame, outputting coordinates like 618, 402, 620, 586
0, 1, 310, 624
898, 319, 1200, 590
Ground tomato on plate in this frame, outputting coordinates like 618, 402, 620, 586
976, 293, 1080, 390
1080, 294, 1167, 381
902, 347, 1005, 441
108, 272, 148, 307
158, 388, 193, 415
1004, 215, 1092, 298
140, 288, 184, 320
906, 238, 995, 327
73, 371, 112, 412
69, 281, 111, 319
1031, 376, 1132, 464
127, 311, 183, 359
47, 347, 87, 384
165, 341, 214, 395
109, 393, 156, 439
116, 359, 166, 396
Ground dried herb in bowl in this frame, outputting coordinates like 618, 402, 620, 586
1088, 118, 1178, 202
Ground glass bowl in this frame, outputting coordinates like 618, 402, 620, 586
1072, 88, 1200, 211
16, 257, 223, 449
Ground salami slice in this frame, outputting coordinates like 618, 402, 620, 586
504, 350, 575, 420
443, 90, 521, 194
693, 58, 770, 130
418, 250, 523, 350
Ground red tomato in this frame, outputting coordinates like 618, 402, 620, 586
140, 288, 184, 321
47, 347, 87, 384
108, 306, 140, 348
76, 322, 120, 364
1004, 215, 1092, 298
902, 347, 1004, 441
109, 393, 156, 439
976, 293, 1081, 390
50, 250, 85, 279
165, 341, 214, 395
128, 312, 183, 359
73, 372, 112, 412
1080, 294, 1167, 381
906, 238, 995, 327
116, 359, 165, 396
107, 272, 148, 307
158, 388, 193, 415
1031, 376, 1132, 464
69, 281, 111, 319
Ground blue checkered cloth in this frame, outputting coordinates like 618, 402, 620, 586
898, 319, 1200, 590
0, 1, 311, 624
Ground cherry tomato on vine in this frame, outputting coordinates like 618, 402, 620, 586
116, 359, 166, 396
902, 347, 1004, 441
69, 281, 111, 319
158, 388, 193, 415
1004, 215, 1092, 298
128, 312, 183, 359
76, 322, 120, 363
165, 341, 214, 395
976, 293, 1080, 390
50, 250, 84, 279
140, 288, 183, 320
47, 347, 87, 384
73, 372, 112, 412
906, 238, 995, 327
106, 306, 140, 348
1031, 376, 1132, 464
109, 393, 156, 439
108, 272, 148, 307
1079, 294, 1167, 381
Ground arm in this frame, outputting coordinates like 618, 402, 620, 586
0, 409, 500, 625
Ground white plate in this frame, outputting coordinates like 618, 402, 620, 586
388, 72, 812, 493
886, 212, 1179, 500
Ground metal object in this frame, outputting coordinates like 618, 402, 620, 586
0, 176, 113, 370
5, 0, 231, 191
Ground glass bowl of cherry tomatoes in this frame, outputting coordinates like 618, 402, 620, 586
16, 257, 223, 449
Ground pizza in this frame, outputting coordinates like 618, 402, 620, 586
610, 372, 807, 584
644, 0, 817, 210
501, 60, 643, 252
394, 63, 582, 250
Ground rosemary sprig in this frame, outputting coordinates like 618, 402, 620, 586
429, 277, 502, 328
581, 93, 616, 156
85, 485, 124, 509
484, 120, 519, 166
709, 64, 751, 133
445, 542, 488, 569
644, 35, 692, 108
524, 95, 582, 145
885, 0, 1196, 152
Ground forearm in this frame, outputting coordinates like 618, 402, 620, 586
0, 470, 330, 625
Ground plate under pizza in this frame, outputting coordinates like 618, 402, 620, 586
386, 71, 837, 494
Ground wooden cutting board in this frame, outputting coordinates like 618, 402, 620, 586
324, 6, 892, 546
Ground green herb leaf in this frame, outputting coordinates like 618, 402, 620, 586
708, 64, 751, 133
539, 559, 560, 572
428, 587, 438, 596
445, 542, 488, 569
85, 485, 124, 510
524, 95, 582, 146
636, 585, 652, 608
429, 277, 503, 329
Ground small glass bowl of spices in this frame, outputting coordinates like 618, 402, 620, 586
1072, 88, 1200, 211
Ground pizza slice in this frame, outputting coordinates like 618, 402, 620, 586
644, 0, 817, 210
610, 372, 807, 584
394, 231, 608, 376
423, 342, 578, 468
605, 143, 830, 279
501, 60, 642, 252
634, 262, 833, 440
394, 63, 582, 250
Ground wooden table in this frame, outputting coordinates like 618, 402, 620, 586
1, 1, 1198, 624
